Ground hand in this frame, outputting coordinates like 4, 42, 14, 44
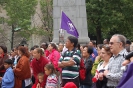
58, 62, 65, 68
122, 60, 130, 66
103, 70, 109, 76
98, 72, 103, 80
70, 57, 73, 60
0, 77, 2, 81
61, 61, 65, 64
130, 57, 133, 62
36, 83, 40, 88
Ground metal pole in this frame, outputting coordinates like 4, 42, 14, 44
59, 29, 64, 43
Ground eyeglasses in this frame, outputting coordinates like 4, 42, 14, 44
109, 42, 120, 45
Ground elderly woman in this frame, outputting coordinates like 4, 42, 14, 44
80, 46, 93, 88
14, 46, 31, 88
0, 46, 9, 77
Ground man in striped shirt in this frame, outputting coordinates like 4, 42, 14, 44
58, 36, 81, 88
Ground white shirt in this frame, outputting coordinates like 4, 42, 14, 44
97, 62, 109, 71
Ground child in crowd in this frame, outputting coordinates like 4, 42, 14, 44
44, 64, 58, 88
0, 59, 14, 88
32, 73, 44, 88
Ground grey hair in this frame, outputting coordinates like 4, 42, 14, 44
112, 34, 127, 48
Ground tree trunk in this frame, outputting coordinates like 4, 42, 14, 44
96, 25, 102, 44
11, 24, 15, 49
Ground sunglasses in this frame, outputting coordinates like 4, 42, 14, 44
109, 42, 120, 45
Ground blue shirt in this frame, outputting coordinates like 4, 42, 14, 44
2, 67, 14, 88
90, 48, 98, 63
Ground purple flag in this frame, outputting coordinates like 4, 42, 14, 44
60, 11, 79, 38
117, 62, 133, 88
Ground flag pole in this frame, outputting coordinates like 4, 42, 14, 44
59, 10, 64, 43
59, 10, 62, 43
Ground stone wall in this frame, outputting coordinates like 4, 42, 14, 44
52, 0, 90, 44
28, 0, 50, 48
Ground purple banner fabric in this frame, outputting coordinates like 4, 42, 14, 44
117, 62, 133, 88
60, 11, 79, 38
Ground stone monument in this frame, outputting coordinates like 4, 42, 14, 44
52, 0, 90, 44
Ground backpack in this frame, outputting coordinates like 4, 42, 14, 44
79, 58, 86, 80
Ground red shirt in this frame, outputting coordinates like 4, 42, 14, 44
31, 56, 49, 87
48, 49, 61, 71
45, 50, 50, 57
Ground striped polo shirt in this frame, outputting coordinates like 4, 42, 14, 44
59, 49, 81, 79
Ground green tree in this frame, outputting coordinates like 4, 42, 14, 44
0, 0, 37, 48
86, 0, 133, 43
40, 0, 53, 42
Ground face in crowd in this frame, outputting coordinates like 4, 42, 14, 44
58, 43, 64, 52
82, 46, 93, 58
109, 35, 126, 55
100, 45, 112, 61
65, 36, 78, 49
33, 48, 43, 60
48, 43, 57, 52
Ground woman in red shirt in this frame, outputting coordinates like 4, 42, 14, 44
31, 48, 49, 88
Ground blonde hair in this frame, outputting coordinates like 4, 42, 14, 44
35, 48, 44, 56
37, 73, 44, 79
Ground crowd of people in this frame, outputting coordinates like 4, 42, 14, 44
0, 34, 133, 88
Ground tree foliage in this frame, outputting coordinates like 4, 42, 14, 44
0, 0, 37, 48
40, 0, 53, 42
0, 0, 53, 48
3, 0, 37, 37
86, 0, 133, 43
